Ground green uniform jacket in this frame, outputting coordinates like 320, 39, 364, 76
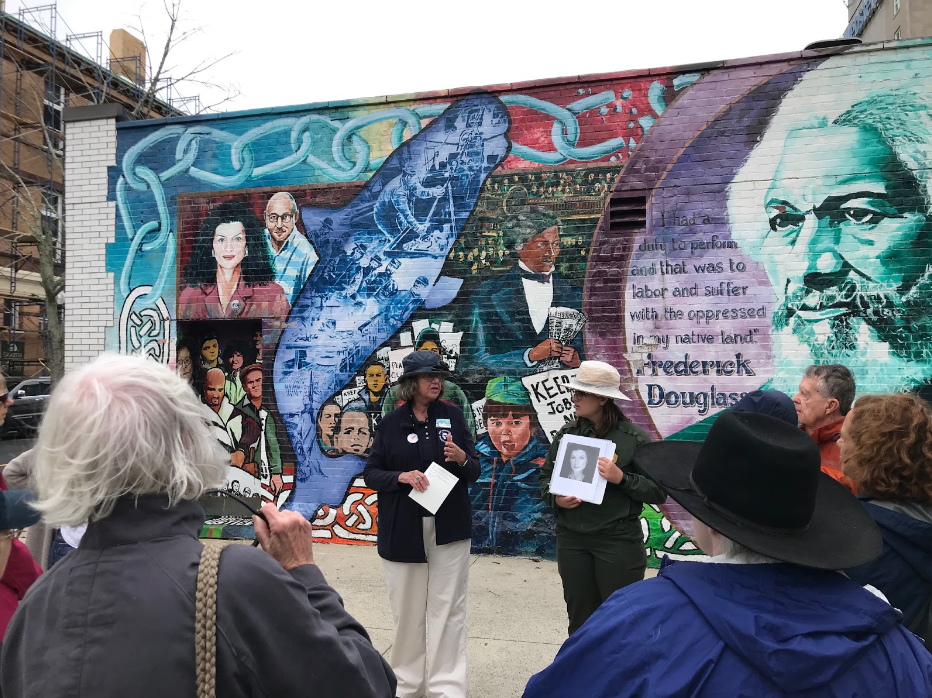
539, 418, 665, 536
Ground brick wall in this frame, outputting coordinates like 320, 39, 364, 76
67, 38, 932, 563
63, 115, 117, 372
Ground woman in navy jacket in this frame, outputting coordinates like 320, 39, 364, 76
364, 350, 479, 698
840, 393, 932, 649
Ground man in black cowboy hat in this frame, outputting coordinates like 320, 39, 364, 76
523, 411, 932, 698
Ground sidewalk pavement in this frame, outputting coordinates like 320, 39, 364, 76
312, 542, 657, 698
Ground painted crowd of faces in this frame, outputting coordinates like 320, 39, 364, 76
175, 322, 292, 505
445, 166, 615, 288
309, 167, 613, 466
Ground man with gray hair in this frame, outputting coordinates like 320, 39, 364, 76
793, 364, 857, 493
264, 191, 318, 305
1, 353, 395, 698
463, 206, 584, 375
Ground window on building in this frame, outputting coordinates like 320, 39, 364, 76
42, 78, 65, 151
893, 0, 901, 16
41, 189, 63, 263
3, 301, 20, 330
894, 27, 902, 40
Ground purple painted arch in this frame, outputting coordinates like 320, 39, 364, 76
584, 58, 826, 441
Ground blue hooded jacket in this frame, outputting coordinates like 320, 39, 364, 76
523, 560, 932, 697
846, 499, 932, 631
470, 432, 554, 557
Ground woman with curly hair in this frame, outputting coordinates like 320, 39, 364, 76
179, 201, 289, 320
841, 393, 932, 647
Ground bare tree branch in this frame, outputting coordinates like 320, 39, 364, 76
2, 0, 239, 382
127, 0, 239, 116
130, 0, 179, 117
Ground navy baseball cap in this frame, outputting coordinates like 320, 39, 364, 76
0, 490, 40, 530
731, 389, 798, 426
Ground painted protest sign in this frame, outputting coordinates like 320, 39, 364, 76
521, 368, 579, 442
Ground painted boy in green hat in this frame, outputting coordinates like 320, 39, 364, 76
471, 377, 554, 557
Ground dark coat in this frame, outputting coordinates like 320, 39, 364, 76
364, 400, 480, 562
524, 561, 932, 698
0, 495, 395, 698
846, 499, 932, 631
462, 266, 584, 375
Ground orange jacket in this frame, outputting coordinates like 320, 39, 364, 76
808, 417, 857, 495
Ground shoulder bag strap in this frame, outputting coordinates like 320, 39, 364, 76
195, 540, 225, 698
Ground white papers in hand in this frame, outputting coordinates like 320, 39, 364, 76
408, 462, 458, 514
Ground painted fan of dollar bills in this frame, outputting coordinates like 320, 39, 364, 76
538, 307, 588, 371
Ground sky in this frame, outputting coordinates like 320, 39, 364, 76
9, 0, 851, 114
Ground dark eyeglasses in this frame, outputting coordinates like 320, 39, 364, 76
0, 392, 12, 403
265, 212, 295, 225
570, 389, 595, 399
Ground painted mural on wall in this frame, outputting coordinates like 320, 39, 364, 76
105, 42, 932, 564
588, 46, 932, 448
107, 71, 694, 562
175, 319, 294, 506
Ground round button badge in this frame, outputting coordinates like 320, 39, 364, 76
407, 433, 419, 443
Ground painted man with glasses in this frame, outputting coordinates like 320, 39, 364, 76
264, 192, 319, 305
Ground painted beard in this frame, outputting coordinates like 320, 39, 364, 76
770, 267, 932, 392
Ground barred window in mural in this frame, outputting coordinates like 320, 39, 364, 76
105, 41, 932, 565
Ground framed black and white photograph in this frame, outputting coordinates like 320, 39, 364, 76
549, 434, 616, 504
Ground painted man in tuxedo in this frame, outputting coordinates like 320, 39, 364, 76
463, 207, 584, 375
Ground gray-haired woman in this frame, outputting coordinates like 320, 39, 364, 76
364, 350, 479, 698
0, 353, 395, 698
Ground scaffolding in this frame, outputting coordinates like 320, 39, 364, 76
0, 2, 175, 375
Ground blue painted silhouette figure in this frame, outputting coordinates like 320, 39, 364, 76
273, 93, 511, 517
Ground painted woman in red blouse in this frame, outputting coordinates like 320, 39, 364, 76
179, 200, 289, 320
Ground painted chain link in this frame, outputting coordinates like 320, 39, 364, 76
116, 78, 701, 304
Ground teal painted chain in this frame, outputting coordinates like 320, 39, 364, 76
115, 77, 701, 304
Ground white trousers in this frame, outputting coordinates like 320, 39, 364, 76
381, 518, 471, 698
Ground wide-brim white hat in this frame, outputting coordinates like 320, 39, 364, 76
566, 360, 630, 401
